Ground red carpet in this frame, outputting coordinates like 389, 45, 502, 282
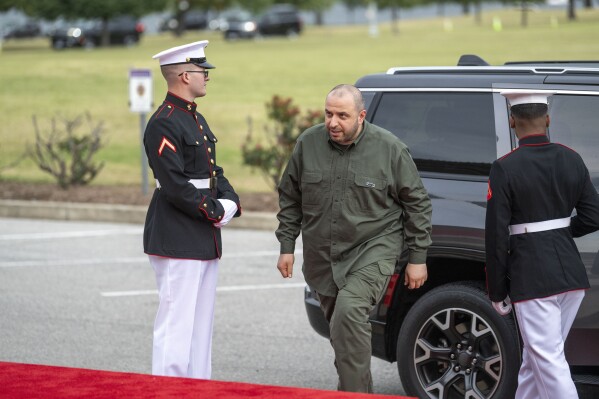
0, 361, 415, 398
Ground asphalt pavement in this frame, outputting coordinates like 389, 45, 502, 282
0, 199, 278, 230
0, 217, 406, 395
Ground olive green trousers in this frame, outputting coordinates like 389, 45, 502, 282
317, 261, 391, 393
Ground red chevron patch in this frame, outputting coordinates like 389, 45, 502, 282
487, 180, 492, 201
158, 137, 176, 156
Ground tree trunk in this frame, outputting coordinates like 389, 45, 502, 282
584, 0, 593, 9
474, 1, 482, 25
437, 1, 446, 17
175, 0, 189, 37
101, 18, 110, 47
391, 6, 400, 35
521, 2, 529, 27
568, 0, 576, 20
347, 7, 356, 24
462, 2, 471, 15
175, 10, 185, 37
314, 10, 324, 26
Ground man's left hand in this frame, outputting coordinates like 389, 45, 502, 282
492, 297, 512, 315
404, 263, 427, 289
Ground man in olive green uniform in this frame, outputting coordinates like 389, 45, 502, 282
276, 84, 432, 393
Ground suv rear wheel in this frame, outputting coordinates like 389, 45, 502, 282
397, 282, 520, 398
285, 27, 299, 37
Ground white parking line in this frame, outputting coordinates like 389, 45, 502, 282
0, 250, 302, 268
0, 228, 144, 241
0, 257, 148, 268
101, 283, 306, 297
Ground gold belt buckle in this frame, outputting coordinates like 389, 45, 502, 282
210, 176, 218, 190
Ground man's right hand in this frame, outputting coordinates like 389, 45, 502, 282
277, 254, 295, 278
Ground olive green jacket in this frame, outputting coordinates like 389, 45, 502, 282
276, 121, 432, 296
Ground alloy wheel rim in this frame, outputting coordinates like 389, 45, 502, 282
412, 307, 503, 399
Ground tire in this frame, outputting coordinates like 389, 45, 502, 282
397, 282, 520, 399
286, 28, 298, 38
52, 39, 65, 49
123, 35, 136, 47
224, 31, 238, 41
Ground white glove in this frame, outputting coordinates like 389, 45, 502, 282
492, 297, 512, 315
214, 199, 238, 228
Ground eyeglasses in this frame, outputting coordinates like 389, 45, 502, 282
178, 70, 209, 78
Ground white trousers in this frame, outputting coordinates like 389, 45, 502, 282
514, 290, 585, 399
149, 255, 218, 379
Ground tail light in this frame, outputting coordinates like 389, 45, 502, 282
135, 22, 145, 33
383, 273, 400, 307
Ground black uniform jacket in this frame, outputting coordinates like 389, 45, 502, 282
485, 134, 599, 302
143, 92, 241, 260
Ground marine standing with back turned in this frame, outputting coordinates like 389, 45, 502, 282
485, 90, 599, 398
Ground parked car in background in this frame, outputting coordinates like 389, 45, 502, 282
2, 20, 41, 39
222, 9, 257, 40
160, 9, 207, 33
304, 55, 599, 399
257, 4, 302, 36
49, 15, 144, 49
222, 4, 302, 40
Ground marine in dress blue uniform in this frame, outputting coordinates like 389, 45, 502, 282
143, 40, 241, 379
485, 90, 599, 399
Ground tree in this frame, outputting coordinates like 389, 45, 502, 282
14, 0, 168, 46
375, 0, 420, 35
568, 0, 576, 20
242, 95, 323, 191
194, 0, 236, 13
162, 0, 236, 37
236, 0, 273, 14
28, 112, 106, 189
282, 0, 337, 26
0, 0, 18, 12
500, 0, 548, 27
342, 0, 368, 24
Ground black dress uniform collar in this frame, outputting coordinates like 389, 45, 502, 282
165, 91, 197, 114
518, 134, 549, 146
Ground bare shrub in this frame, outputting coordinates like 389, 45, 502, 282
28, 112, 106, 189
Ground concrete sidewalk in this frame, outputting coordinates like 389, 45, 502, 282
0, 199, 278, 230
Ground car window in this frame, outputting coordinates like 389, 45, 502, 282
362, 91, 375, 113
370, 92, 496, 176
549, 94, 599, 190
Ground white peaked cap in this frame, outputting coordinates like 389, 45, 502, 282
500, 90, 555, 106
152, 40, 215, 68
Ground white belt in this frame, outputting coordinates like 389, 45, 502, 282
155, 179, 211, 189
508, 217, 570, 235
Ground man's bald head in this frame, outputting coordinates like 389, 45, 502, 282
327, 84, 365, 113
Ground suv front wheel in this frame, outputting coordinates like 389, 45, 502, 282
397, 282, 520, 398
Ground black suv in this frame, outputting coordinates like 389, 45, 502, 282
223, 4, 302, 40
160, 10, 208, 33
257, 4, 302, 36
304, 55, 599, 399
50, 15, 144, 49
2, 20, 41, 40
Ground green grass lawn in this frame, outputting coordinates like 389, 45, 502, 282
1, 8, 598, 192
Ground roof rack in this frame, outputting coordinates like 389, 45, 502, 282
456, 55, 599, 68
457, 54, 489, 66
386, 66, 574, 75
505, 60, 599, 66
